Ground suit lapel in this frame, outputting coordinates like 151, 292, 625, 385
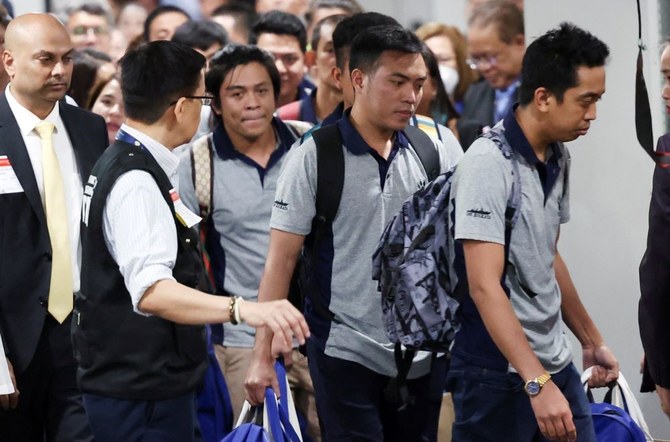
59, 103, 99, 180
0, 94, 46, 225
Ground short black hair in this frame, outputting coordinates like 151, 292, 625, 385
142, 5, 190, 42
310, 14, 346, 52
212, 3, 257, 43
249, 10, 307, 53
332, 12, 398, 71
120, 41, 206, 123
519, 22, 609, 105
206, 44, 281, 110
349, 25, 424, 76
171, 20, 228, 51
68, 49, 113, 108
305, 0, 363, 28
0, 4, 10, 28
66, 2, 111, 23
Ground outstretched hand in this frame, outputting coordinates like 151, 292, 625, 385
239, 299, 310, 354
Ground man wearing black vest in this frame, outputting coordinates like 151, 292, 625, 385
73, 40, 309, 442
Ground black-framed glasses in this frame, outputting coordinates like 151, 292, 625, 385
170, 95, 213, 106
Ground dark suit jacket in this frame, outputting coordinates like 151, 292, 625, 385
461, 80, 496, 129
0, 93, 107, 374
640, 132, 670, 391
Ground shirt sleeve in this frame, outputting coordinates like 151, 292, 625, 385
437, 124, 464, 172
453, 141, 511, 245
103, 170, 178, 315
269, 141, 317, 235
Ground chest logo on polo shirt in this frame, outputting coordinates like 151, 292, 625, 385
466, 208, 491, 219
417, 179, 427, 190
273, 199, 289, 211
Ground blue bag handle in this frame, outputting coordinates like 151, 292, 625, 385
262, 359, 301, 442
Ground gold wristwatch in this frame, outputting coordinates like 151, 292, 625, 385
524, 372, 551, 397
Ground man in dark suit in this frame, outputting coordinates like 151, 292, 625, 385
0, 13, 107, 441
461, 0, 524, 143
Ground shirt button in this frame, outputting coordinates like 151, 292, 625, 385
38, 297, 46, 306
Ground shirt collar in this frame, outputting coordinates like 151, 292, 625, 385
211, 117, 292, 164
299, 87, 318, 124
496, 78, 521, 94
6, 84, 62, 137
502, 104, 562, 165
118, 123, 180, 179
322, 102, 345, 127
336, 108, 409, 155
297, 77, 315, 101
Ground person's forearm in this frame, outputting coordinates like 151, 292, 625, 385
464, 241, 546, 380
555, 252, 604, 348
138, 279, 232, 324
471, 282, 546, 380
253, 229, 303, 354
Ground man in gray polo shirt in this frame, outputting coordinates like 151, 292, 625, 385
245, 25, 462, 441
176, 44, 318, 437
448, 23, 619, 442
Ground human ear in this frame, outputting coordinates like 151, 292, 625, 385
351, 68, 364, 91
534, 87, 552, 112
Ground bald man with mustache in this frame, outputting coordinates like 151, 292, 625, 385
0, 13, 107, 442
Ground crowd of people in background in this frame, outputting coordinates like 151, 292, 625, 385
1, 0, 670, 441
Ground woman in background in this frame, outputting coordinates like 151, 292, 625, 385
415, 22, 477, 113
89, 75, 124, 141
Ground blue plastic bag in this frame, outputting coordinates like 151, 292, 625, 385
223, 361, 301, 442
197, 326, 234, 442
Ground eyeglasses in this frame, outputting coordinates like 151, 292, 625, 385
170, 95, 214, 106
466, 54, 499, 70
71, 25, 109, 36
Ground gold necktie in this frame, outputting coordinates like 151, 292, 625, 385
35, 121, 73, 323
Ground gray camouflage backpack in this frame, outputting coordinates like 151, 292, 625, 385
372, 125, 521, 405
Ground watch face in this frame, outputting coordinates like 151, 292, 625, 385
525, 380, 541, 396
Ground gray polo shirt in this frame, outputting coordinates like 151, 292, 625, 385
271, 111, 462, 377
178, 119, 300, 347
451, 112, 572, 373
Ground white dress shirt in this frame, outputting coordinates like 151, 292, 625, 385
102, 124, 181, 314
5, 85, 83, 293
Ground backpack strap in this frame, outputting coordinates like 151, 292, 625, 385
411, 114, 443, 141
404, 124, 441, 182
480, 128, 522, 301
312, 124, 345, 233
190, 135, 220, 342
190, 134, 215, 220
304, 124, 345, 319
384, 344, 416, 410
